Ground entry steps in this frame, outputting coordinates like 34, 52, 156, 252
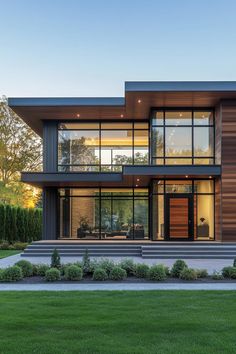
21, 241, 236, 259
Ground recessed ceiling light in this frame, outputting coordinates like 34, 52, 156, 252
185, 175, 188, 178
138, 99, 142, 103
120, 114, 124, 118
135, 184, 138, 187
209, 176, 212, 179
137, 178, 140, 182
76, 114, 80, 118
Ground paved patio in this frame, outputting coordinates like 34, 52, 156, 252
0, 253, 233, 275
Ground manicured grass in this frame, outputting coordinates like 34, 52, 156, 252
0, 250, 21, 259
0, 292, 236, 354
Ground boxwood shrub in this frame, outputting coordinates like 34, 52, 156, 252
93, 268, 108, 281
98, 258, 115, 275
196, 269, 208, 278
109, 266, 127, 281
179, 268, 197, 281
2, 266, 23, 282
135, 263, 149, 278
230, 267, 236, 279
65, 265, 83, 281
148, 265, 167, 281
45, 268, 60, 282
222, 266, 234, 278
37, 264, 50, 277
15, 260, 33, 277
212, 271, 224, 280
119, 258, 136, 276
171, 260, 188, 278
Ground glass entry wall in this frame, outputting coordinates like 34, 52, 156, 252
59, 188, 149, 240
58, 122, 149, 172
152, 179, 215, 241
151, 110, 214, 165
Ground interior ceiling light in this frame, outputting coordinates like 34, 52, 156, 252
138, 99, 142, 103
137, 178, 140, 182
120, 114, 124, 118
185, 175, 188, 178
209, 176, 212, 179
76, 114, 80, 118
135, 184, 138, 187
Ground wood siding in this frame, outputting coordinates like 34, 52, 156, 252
169, 198, 189, 238
221, 101, 236, 241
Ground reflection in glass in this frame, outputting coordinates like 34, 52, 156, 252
194, 111, 213, 125
134, 199, 149, 238
166, 127, 192, 157
165, 158, 192, 165
152, 111, 164, 125
152, 195, 164, 240
165, 111, 192, 126
152, 127, 164, 156
194, 180, 214, 193
194, 127, 213, 157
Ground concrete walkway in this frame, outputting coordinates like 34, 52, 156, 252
0, 253, 234, 275
1, 283, 236, 291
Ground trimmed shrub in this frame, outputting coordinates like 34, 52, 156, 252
65, 265, 83, 281
0, 269, 4, 281
97, 258, 115, 275
233, 259, 236, 268
12, 242, 28, 250
135, 263, 149, 278
45, 268, 60, 282
222, 266, 234, 278
93, 268, 108, 281
119, 258, 136, 276
15, 260, 33, 277
171, 260, 188, 278
51, 249, 61, 269
148, 265, 167, 281
37, 264, 50, 277
196, 269, 208, 278
230, 267, 236, 279
109, 266, 127, 281
212, 271, 223, 280
82, 249, 91, 274
163, 265, 170, 277
32, 264, 39, 276
180, 268, 197, 281
2, 266, 23, 282
5, 205, 12, 243
0, 241, 10, 250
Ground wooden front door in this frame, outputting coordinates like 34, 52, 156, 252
165, 194, 193, 241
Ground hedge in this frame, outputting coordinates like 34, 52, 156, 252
0, 204, 42, 243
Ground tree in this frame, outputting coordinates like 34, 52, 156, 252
0, 97, 42, 186
5, 204, 12, 243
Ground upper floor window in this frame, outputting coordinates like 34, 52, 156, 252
58, 122, 149, 172
151, 110, 214, 165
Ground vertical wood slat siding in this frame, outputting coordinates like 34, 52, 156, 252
215, 178, 222, 241
221, 102, 236, 241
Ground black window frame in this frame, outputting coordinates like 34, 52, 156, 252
151, 108, 215, 165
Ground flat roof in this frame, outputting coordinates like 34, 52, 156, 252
8, 81, 236, 136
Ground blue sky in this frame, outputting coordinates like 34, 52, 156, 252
1, 0, 236, 97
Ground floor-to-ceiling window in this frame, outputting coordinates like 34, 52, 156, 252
151, 110, 214, 165
59, 188, 149, 239
58, 122, 149, 172
152, 179, 215, 240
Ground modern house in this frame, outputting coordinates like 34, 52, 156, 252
8, 82, 236, 255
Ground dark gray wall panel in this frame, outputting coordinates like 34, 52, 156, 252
43, 121, 58, 172
43, 188, 57, 240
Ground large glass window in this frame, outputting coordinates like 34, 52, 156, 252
151, 110, 214, 165
59, 188, 149, 239
58, 122, 149, 172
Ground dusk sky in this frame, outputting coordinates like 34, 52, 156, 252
1, 0, 236, 97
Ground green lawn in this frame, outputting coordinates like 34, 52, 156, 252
0, 291, 236, 354
0, 250, 21, 259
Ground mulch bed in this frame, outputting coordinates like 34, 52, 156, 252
1, 276, 236, 284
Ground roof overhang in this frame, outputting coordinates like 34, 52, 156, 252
8, 81, 236, 136
21, 165, 221, 188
